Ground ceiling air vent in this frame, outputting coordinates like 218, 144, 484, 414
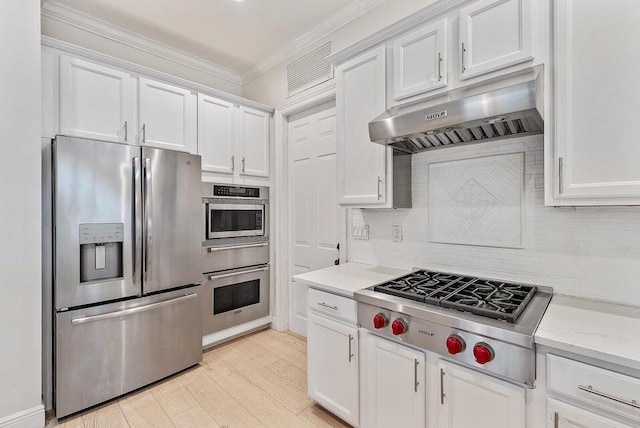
287, 42, 333, 96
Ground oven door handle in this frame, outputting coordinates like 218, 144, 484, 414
208, 266, 269, 281
206, 243, 268, 253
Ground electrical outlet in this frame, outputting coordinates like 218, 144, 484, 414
352, 225, 370, 240
392, 225, 403, 243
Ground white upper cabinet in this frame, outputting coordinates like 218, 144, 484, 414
336, 46, 390, 206
139, 77, 196, 153
59, 56, 134, 143
238, 106, 270, 178
459, 0, 533, 80
549, 0, 640, 205
439, 360, 525, 428
361, 333, 426, 428
393, 19, 448, 100
197, 94, 235, 174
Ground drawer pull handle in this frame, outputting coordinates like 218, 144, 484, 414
317, 302, 338, 310
206, 243, 268, 252
208, 266, 268, 280
578, 384, 640, 409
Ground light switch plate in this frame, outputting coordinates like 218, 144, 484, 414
392, 225, 403, 243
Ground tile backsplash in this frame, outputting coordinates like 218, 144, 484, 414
348, 135, 640, 306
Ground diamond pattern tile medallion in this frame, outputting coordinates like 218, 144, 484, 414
450, 178, 497, 224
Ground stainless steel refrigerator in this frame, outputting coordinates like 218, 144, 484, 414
44, 136, 203, 417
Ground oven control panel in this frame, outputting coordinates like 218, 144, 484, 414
213, 185, 260, 198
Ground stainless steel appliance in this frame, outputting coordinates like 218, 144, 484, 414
201, 183, 270, 336
368, 66, 544, 154
203, 183, 269, 242
355, 269, 552, 387
45, 136, 203, 417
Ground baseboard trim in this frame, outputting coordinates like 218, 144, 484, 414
0, 405, 45, 428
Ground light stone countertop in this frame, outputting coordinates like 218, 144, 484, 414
292, 262, 410, 298
535, 294, 640, 371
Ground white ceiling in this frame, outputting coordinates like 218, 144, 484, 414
47, 0, 356, 73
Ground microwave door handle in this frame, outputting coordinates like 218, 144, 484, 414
144, 157, 152, 281
208, 266, 268, 281
133, 157, 142, 285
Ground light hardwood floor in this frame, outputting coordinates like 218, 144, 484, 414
47, 329, 350, 428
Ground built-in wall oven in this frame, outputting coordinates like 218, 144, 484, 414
203, 184, 268, 241
201, 184, 270, 336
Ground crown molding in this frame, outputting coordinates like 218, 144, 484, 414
327, 0, 471, 65
41, 1, 243, 85
242, 0, 384, 84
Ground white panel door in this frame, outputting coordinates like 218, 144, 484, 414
547, 399, 633, 428
60, 56, 134, 143
361, 332, 426, 428
336, 46, 389, 205
288, 103, 344, 337
139, 77, 196, 153
439, 360, 525, 428
459, 0, 533, 79
393, 18, 448, 100
197, 94, 236, 174
307, 313, 359, 426
239, 106, 270, 178
551, 0, 640, 205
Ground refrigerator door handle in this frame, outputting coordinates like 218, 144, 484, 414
143, 157, 152, 281
70, 293, 198, 325
133, 157, 142, 285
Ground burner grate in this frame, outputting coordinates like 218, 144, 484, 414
374, 271, 537, 323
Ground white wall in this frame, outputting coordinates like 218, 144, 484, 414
349, 136, 640, 307
242, 0, 434, 107
41, 16, 243, 96
0, 1, 44, 427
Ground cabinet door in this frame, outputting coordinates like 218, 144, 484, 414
393, 19, 447, 100
238, 106, 270, 178
551, 0, 640, 205
439, 360, 525, 428
139, 77, 196, 153
459, 0, 533, 80
307, 313, 358, 426
198, 94, 235, 174
362, 333, 426, 428
336, 46, 388, 205
548, 399, 633, 428
60, 56, 134, 143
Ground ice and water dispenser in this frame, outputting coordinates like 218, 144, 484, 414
79, 223, 124, 283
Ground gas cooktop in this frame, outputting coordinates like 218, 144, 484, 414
373, 270, 536, 323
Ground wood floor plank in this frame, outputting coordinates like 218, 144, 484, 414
82, 402, 129, 428
183, 371, 264, 428
170, 405, 220, 428
205, 359, 311, 428
257, 335, 307, 371
297, 404, 351, 428
119, 390, 174, 428
231, 336, 282, 368
150, 379, 198, 418
266, 359, 308, 393
52, 415, 86, 428
217, 347, 313, 414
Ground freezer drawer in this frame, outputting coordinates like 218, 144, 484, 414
203, 241, 269, 273
55, 288, 202, 417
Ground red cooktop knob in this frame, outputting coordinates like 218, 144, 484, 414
473, 343, 495, 365
391, 319, 408, 336
373, 313, 388, 329
446, 335, 465, 355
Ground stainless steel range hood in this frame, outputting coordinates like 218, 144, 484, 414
369, 66, 544, 154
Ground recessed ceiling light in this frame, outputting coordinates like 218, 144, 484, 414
234, 0, 245, 2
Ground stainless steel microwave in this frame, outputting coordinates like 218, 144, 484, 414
203, 184, 269, 241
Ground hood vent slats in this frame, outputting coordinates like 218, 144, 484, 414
368, 67, 544, 154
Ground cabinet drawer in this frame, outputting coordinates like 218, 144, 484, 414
547, 354, 640, 421
307, 288, 356, 325
203, 242, 269, 273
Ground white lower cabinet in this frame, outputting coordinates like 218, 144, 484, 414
438, 360, 525, 428
361, 332, 426, 428
548, 399, 632, 428
307, 311, 359, 426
